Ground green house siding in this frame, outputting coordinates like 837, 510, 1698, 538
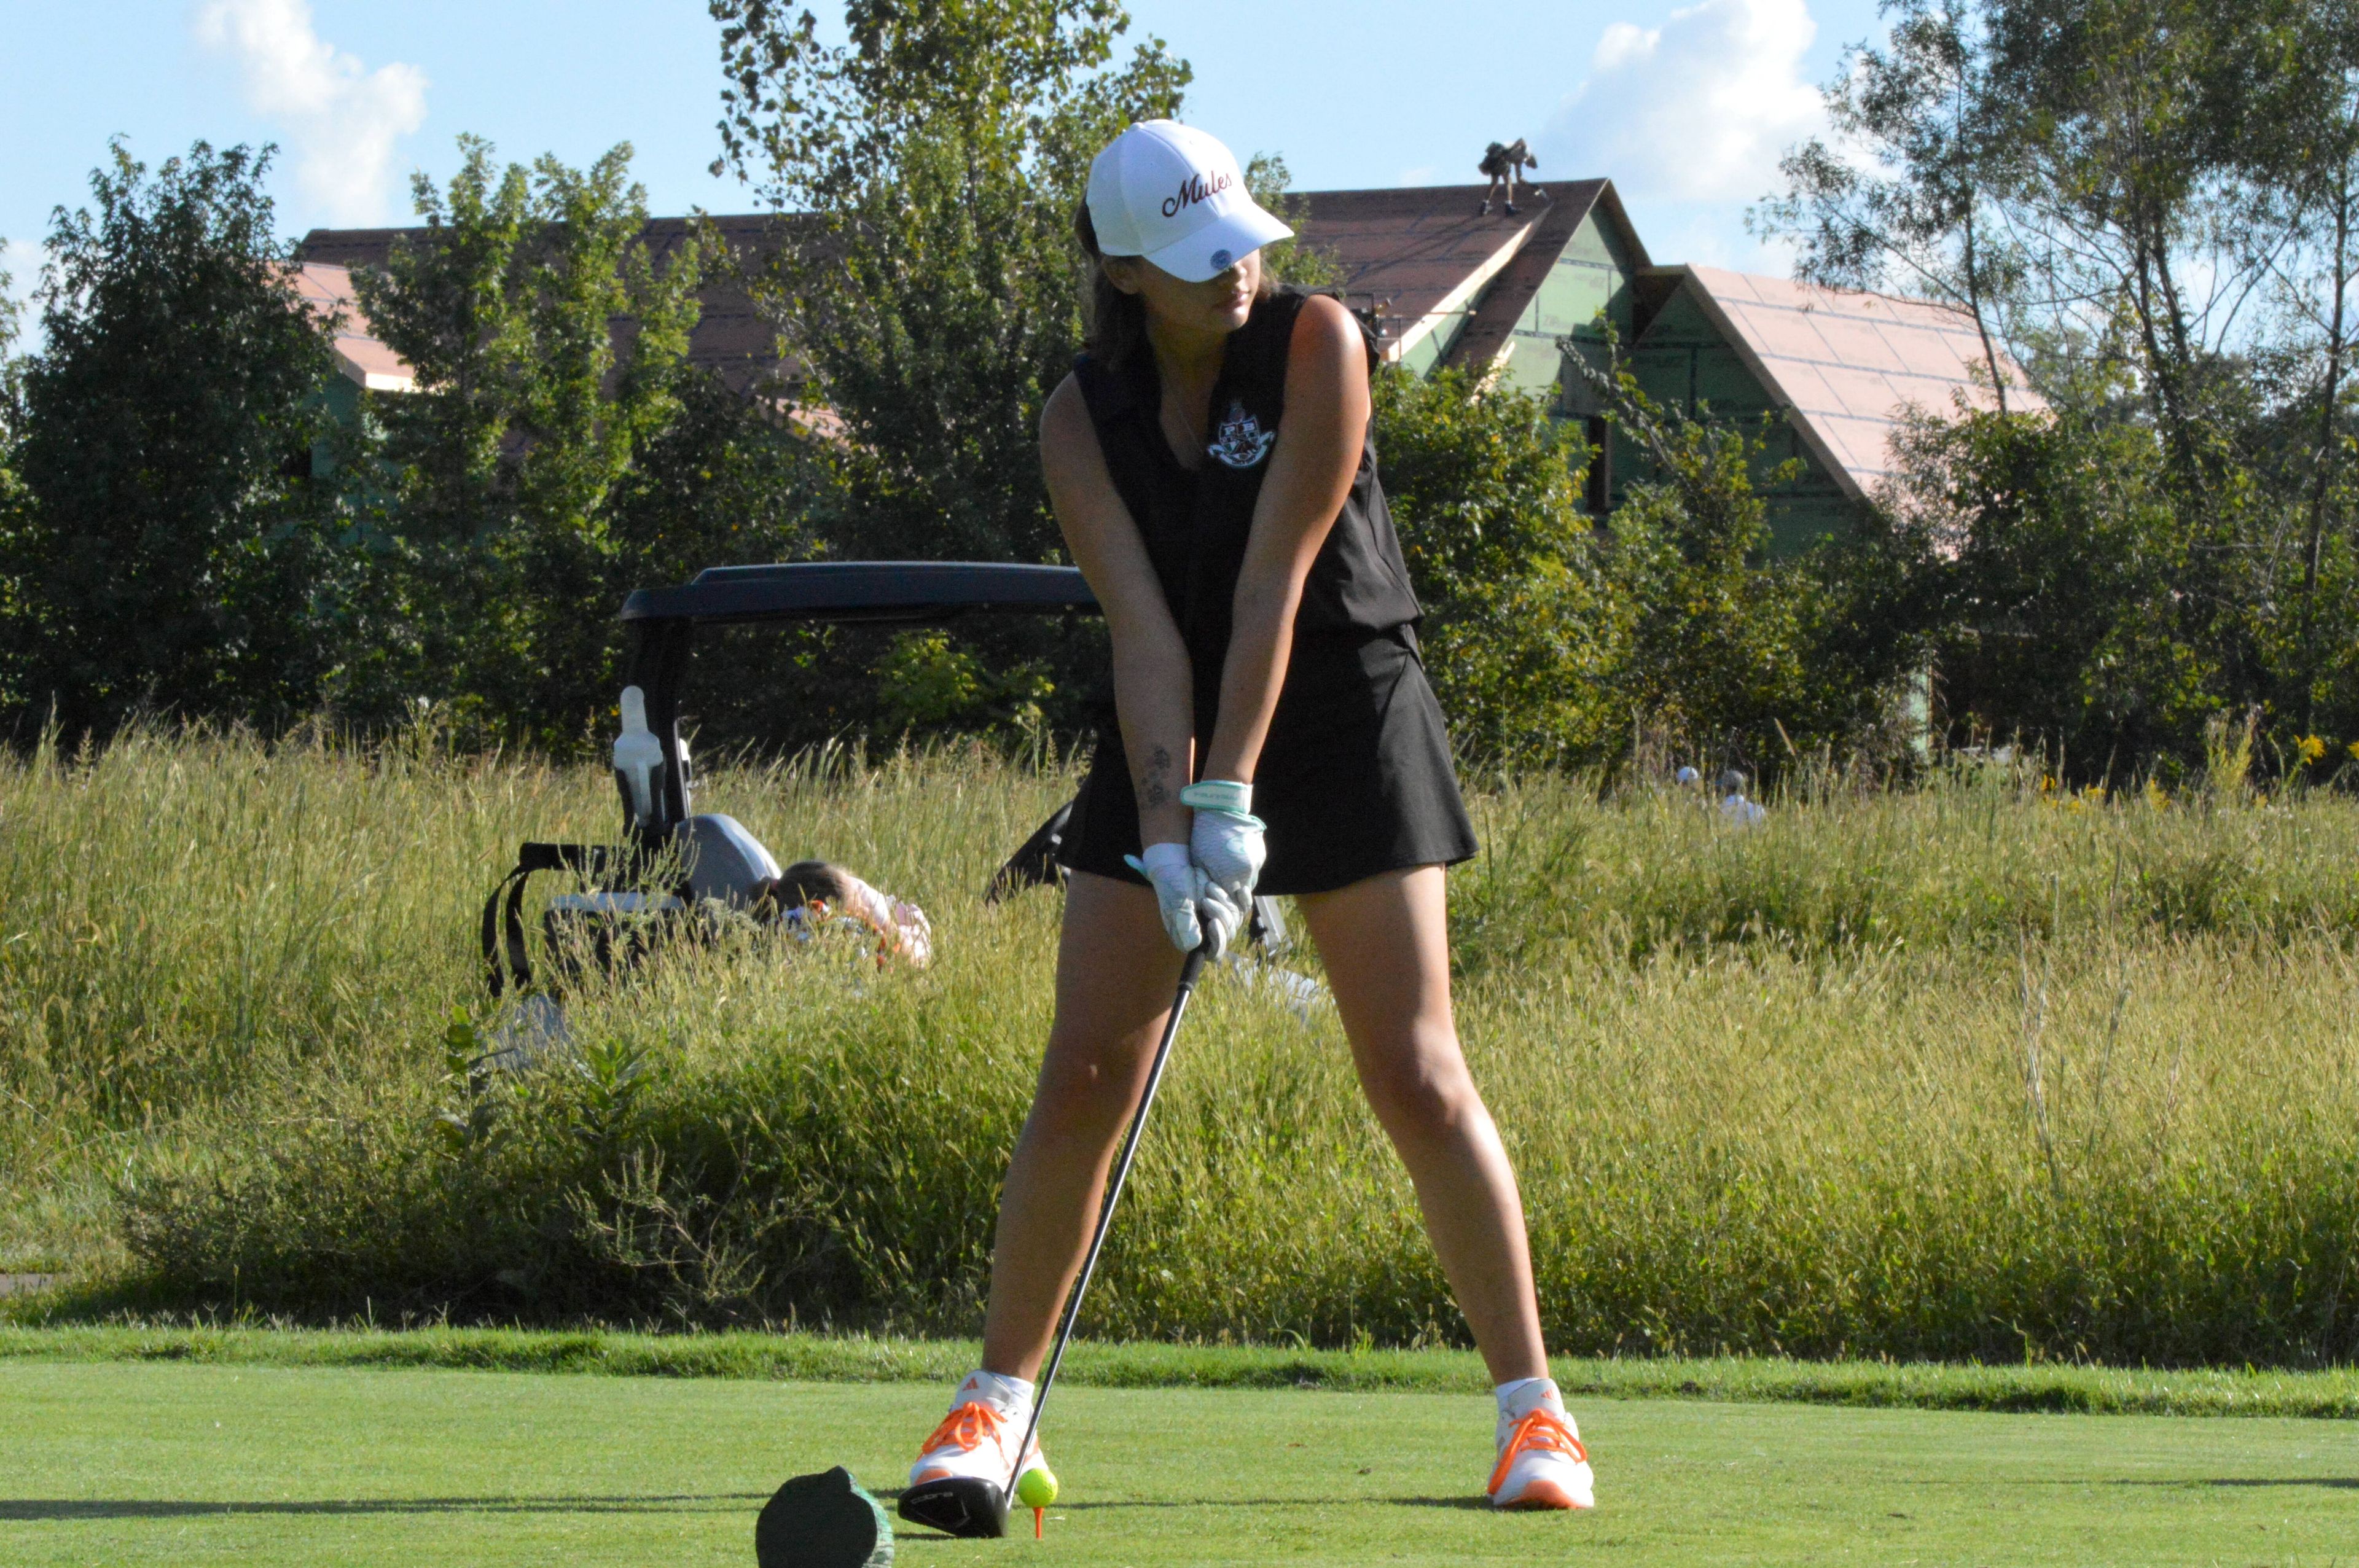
1398, 313, 1465, 377
310, 375, 362, 478
1495, 212, 1637, 403
1620, 290, 1861, 556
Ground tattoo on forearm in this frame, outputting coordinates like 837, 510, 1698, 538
1140, 744, 1174, 808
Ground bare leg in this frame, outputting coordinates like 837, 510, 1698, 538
1294, 865, 1548, 1384
979, 870, 1182, 1378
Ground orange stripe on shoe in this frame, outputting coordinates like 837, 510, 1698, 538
918, 1402, 1006, 1457
1487, 1409, 1590, 1497
1498, 1477, 1581, 1510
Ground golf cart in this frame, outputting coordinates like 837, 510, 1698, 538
479, 560, 1285, 997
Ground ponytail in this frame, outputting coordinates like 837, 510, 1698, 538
1074, 200, 1148, 367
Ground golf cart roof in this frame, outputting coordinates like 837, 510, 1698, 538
619, 561, 1099, 626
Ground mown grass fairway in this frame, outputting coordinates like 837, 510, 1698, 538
3, 1360, 2355, 1566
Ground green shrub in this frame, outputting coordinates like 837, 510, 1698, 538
1374, 367, 1627, 770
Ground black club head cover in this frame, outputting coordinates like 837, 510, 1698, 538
755, 1466, 893, 1568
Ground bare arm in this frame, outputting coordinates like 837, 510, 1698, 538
1199, 294, 1370, 784
1039, 373, 1195, 847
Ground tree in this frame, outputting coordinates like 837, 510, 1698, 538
1973, 0, 2359, 767
0, 141, 351, 738
2273, 2, 2359, 735
711, 0, 1188, 565
708, 0, 1191, 736
1377, 357, 1928, 776
1372, 367, 1625, 769
348, 138, 741, 743
1979, 1, 2330, 494
1887, 403, 2233, 768
1594, 367, 1882, 765
592, 363, 844, 751
0, 232, 21, 494
0, 237, 18, 362
1753, 0, 2359, 775
0, 240, 26, 716
1755, 0, 2022, 412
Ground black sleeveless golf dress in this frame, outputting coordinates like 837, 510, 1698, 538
1057, 286, 1478, 897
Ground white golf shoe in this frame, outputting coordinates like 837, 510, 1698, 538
1488, 1405, 1594, 1510
898, 1375, 1045, 1539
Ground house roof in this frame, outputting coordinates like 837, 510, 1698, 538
300, 187, 1653, 386
1289, 184, 1538, 360
298, 199, 2025, 507
1441, 182, 1647, 373
297, 216, 803, 392
1289, 181, 1647, 367
1641, 264, 2042, 501
285, 262, 414, 392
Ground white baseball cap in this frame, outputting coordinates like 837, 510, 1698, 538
1085, 120, 1294, 283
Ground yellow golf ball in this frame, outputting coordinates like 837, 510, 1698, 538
1015, 1465, 1058, 1508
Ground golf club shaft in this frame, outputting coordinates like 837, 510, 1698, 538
1009, 938, 1211, 1486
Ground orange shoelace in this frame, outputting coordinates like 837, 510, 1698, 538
918, 1400, 1007, 1458
1487, 1409, 1589, 1496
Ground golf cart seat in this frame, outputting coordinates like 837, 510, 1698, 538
481, 561, 1283, 998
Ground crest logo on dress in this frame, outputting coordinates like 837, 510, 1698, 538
1207, 399, 1275, 469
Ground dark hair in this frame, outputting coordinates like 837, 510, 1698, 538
1073, 198, 1276, 367
763, 859, 856, 915
1074, 200, 1149, 367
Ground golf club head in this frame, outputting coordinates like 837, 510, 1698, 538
896, 1475, 1009, 1539
756, 1465, 893, 1567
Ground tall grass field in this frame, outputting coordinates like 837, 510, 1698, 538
6, 728, 2359, 1367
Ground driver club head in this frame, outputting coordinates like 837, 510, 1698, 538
755, 1466, 893, 1567
896, 1474, 1009, 1539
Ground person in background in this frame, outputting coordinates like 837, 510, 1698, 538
1479, 138, 1544, 217
755, 860, 934, 967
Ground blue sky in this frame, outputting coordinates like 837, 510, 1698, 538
2, 0, 1888, 329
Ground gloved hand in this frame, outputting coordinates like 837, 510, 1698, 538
1181, 779, 1267, 912
1125, 841, 1242, 959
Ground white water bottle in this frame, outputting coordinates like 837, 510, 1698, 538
613, 685, 664, 827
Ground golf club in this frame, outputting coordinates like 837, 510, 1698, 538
898, 932, 1215, 1540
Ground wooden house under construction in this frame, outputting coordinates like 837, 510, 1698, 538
300, 179, 2028, 553
1288, 181, 2029, 553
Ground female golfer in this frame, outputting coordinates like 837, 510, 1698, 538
904, 120, 1592, 1520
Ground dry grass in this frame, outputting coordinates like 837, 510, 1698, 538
4, 730, 2357, 1364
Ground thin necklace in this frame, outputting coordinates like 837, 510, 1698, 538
1160, 370, 1217, 467
1155, 354, 1219, 465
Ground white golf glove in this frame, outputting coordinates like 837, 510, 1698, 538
1181, 779, 1266, 912
1125, 841, 1242, 958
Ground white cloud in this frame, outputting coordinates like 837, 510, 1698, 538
194, 0, 428, 225
1538, 0, 1825, 204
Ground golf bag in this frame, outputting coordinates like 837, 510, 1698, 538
479, 814, 791, 999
